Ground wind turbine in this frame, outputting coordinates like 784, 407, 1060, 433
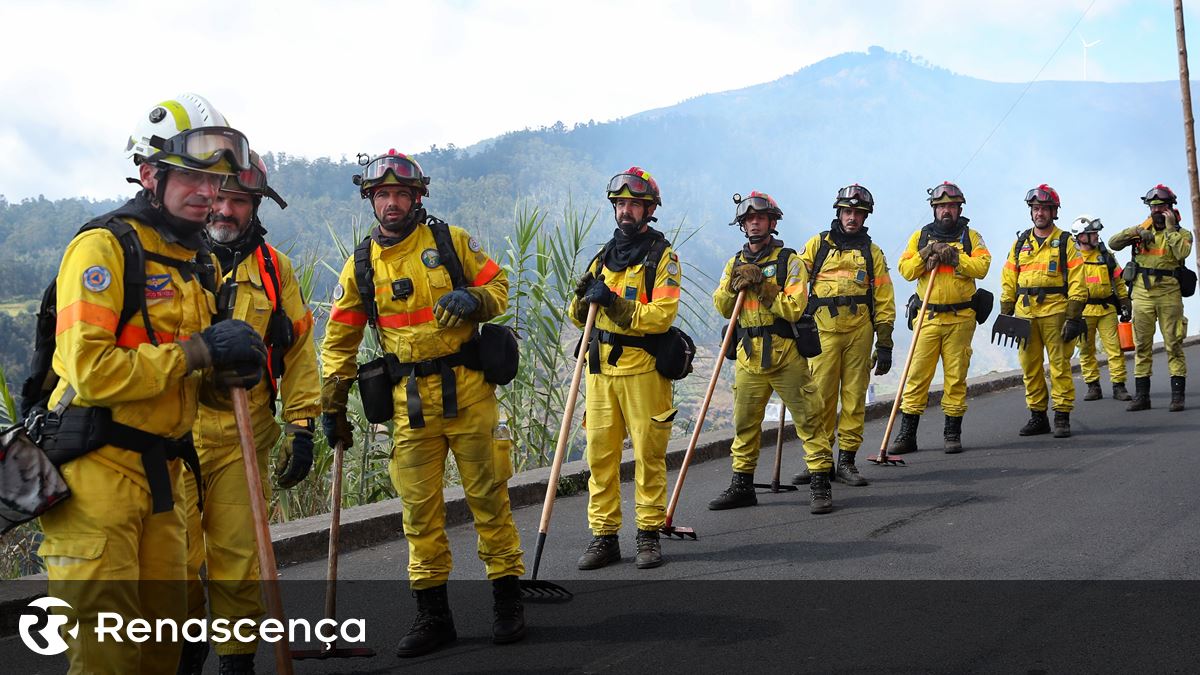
1080, 35, 1101, 81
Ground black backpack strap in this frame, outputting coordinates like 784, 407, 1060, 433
258, 242, 285, 311
99, 219, 155, 346
808, 237, 833, 301
1012, 229, 1032, 278
1058, 232, 1069, 285
353, 236, 378, 328
427, 216, 467, 289
642, 238, 669, 302
775, 247, 796, 287
861, 240, 877, 324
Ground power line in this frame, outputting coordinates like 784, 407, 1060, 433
954, 0, 1098, 180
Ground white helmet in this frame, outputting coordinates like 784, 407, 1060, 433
125, 93, 247, 175
1070, 214, 1103, 237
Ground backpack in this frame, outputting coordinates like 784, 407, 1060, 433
807, 234, 876, 322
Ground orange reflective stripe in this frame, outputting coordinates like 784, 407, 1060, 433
937, 264, 956, 275
1085, 275, 1102, 284
292, 310, 314, 335
1113, 266, 1124, 279
651, 285, 680, 299
116, 324, 179, 348
743, 297, 761, 311
901, 250, 917, 260
873, 273, 891, 287
784, 283, 805, 295
1145, 247, 1167, 256
1004, 260, 1018, 271
971, 248, 990, 257
56, 300, 118, 335
331, 306, 368, 326
1017, 262, 1051, 272
253, 246, 281, 311
378, 307, 435, 328
1066, 257, 1084, 268
472, 259, 501, 287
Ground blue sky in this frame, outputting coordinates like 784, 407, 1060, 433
1, 0, 1198, 200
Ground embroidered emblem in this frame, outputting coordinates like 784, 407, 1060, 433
333, 283, 345, 301
421, 248, 440, 268
145, 274, 174, 300
83, 266, 111, 292
761, 264, 776, 278
667, 261, 680, 276
468, 237, 481, 252
624, 286, 638, 300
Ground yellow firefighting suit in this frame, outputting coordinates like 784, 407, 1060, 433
569, 236, 681, 535
1076, 247, 1129, 385
38, 213, 219, 675
713, 245, 834, 474
897, 224, 992, 416
1109, 217, 1193, 377
1000, 226, 1088, 412
801, 231, 896, 453
323, 221, 523, 589
185, 243, 319, 655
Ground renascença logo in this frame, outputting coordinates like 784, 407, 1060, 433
19, 597, 78, 656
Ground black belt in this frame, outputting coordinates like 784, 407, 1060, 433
925, 300, 973, 313
394, 346, 482, 429
1137, 267, 1180, 290
107, 423, 202, 514
808, 294, 870, 317
587, 330, 660, 374
1086, 295, 1118, 308
1016, 285, 1066, 306
734, 320, 797, 368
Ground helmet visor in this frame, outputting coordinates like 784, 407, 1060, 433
836, 184, 873, 205
152, 126, 251, 171
928, 183, 965, 203
736, 195, 781, 221
362, 154, 422, 183
1143, 186, 1176, 205
607, 173, 657, 200
1025, 187, 1058, 206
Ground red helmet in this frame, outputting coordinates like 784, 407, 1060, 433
606, 166, 662, 206
1142, 184, 1178, 206
353, 149, 430, 200
735, 191, 784, 222
1025, 184, 1061, 208
927, 181, 966, 205
220, 150, 287, 209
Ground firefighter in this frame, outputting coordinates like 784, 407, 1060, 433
179, 151, 320, 674
1108, 185, 1194, 411
893, 182, 992, 453
36, 94, 267, 675
1069, 215, 1132, 402
1000, 184, 1087, 438
708, 191, 836, 513
321, 150, 525, 657
570, 167, 682, 570
793, 184, 894, 484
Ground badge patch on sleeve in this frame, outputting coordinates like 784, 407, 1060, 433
145, 273, 174, 300
666, 261, 680, 276
83, 266, 112, 292
761, 264, 776, 279
333, 283, 345, 301
421, 249, 441, 268
468, 237, 482, 252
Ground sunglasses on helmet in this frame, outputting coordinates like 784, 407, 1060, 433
837, 185, 873, 204
149, 126, 252, 171
1142, 185, 1176, 204
607, 173, 657, 199
1025, 186, 1059, 205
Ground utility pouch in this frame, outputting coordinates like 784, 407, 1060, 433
478, 323, 520, 385
0, 424, 71, 534
38, 406, 113, 466
972, 288, 995, 325
905, 293, 922, 330
1177, 265, 1197, 297
795, 315, 822, 358
357, 354, 400, 424
722, 324, 738, 360
655, 327, 696, 380
1121, 262, 1138, 283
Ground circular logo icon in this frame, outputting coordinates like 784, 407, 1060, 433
468, 237, 481, 252
421, 249, 441, 268
761, 264, 776, 279
83, 266, 112, 292
333, 283, 345, 301
149, 107, 167, 123
19, 597, 78, 656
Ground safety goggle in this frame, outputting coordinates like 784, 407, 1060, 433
736, 195, 780, 220
360, 154, 424, 183
1025, 187, 1058, 205
607, 173, 657, 199
1143, 186, 1176, 204
927, 183, 964, 202
221, 162, 288, 209
148, 126, 252, 171
836, 185, 873, 204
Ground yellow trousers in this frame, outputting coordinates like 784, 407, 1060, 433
1079, 312, 1127, 385
1132, 285, 1188, 377
183, 421, 278, 655
900, 321, 975, 417
38, 453, 186, 675
388, 395, 524, 589
584, 369, 674, 534
1019, 313, 1075, 412
809, 321, 872, 453
730, 355, 833, 473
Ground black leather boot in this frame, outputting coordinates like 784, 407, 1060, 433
833, 450, 868, 486
576, 534, 621, 570
634, 529, 663, 569
1019, 409, 1050, 436
1127, 376, 1151, 411
888, 413, 920, 454
809, 473, 833, 514
943, 415, 963, 454
176, 640, 209, 675
708, 471, 758, 509
396, 584, 457, 658
491, 575, 526, 644
1170, 376, 1186, 412
1052, 411, 1071, 438
1083, 381, 1103, 401
1112, 382, 1132, 401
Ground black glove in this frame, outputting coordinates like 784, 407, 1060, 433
582, 277, 616, 307
574, 272, 595, 299
1062, 317, 1087, 343
1119, 298, 1132, 323
434, 288, 481, 328
191, 319, 268, 370
213, 362, 264, 389
274, 421, 314, 489
321, 412, 352, 450
872, 346, 893, 376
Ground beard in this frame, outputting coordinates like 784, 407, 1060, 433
206, 216, 245, 244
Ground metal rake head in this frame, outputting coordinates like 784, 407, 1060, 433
868, 452, 906, 466
659, 525, 698, 540
990, 314, 1031, 350
521, 579, 574, 602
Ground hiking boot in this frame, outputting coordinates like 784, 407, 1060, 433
576, 534, 621, 570
217, 654, 255, 675
888, 413, 921, 454
791, 467, 811, 485
634, 529, 663, 569
833, 451, 868, 486
1052, 411, 1071, 438
1170, 376, 1186, 412
1019, 409, 1050, 436
708, 471, 758, 510
491, 575, 526, 645
177, 640, 209, 675
396, 584, 457, 658
943, 415, 963, 454
1112, 382, 1132, 401
809, 473, 833, 514
1127, 377, 1151, 411
1083, 381, 1103, 401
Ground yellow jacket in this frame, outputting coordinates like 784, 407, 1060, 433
50, 217, 218, 492
322, 221, 508, 415
712, 245, 808, 374
1000, 225, 1087, 318
898, 224, 992, 326
193, 242, 320, 459
1108, 217, 1194, 292
1080, 247, 1128, 318
569, 238, 681, 376
799, 231, 896, 333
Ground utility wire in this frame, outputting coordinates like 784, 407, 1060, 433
954, 0, 1098, 180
